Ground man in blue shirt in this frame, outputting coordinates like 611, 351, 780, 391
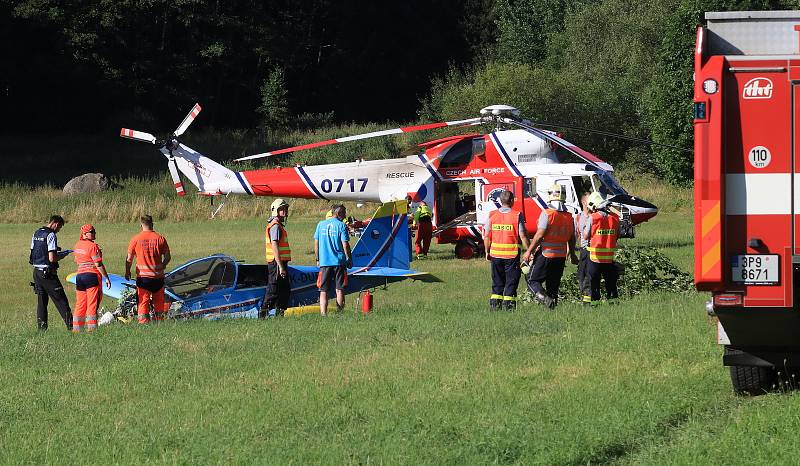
314, 204, 352, 316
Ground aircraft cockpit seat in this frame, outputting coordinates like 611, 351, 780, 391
207, 262, 235, 292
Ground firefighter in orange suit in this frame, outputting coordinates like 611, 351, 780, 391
584, 192, 620, 303
262, 198, 292, 317
125, 215, 171, 323
484, 190, 530, 311
72, 224, 111, 332
522, 185, 578, 309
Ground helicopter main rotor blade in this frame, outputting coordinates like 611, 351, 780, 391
173, 103, 202, 137
120, 128, 157, 144
521, 119, 692, 153
234, 117, 483, 162
167, 158, 186, 196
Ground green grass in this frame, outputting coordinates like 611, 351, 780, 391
1, 194, 791, 464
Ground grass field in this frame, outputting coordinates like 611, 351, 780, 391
4, 192, 800, 465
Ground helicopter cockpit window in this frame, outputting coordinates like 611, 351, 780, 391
472, 138, 485, 158
166, 256, 236, 299
591, 172, 628, 198
439, 139, 474, 168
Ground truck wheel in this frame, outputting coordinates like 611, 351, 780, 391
726, 348, 777, 395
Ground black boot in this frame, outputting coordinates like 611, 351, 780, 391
534, 292, 555, 310
489, 298, 501, 311
503, 299, 517, 311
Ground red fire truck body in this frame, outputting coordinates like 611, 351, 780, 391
695, 11, 800, 393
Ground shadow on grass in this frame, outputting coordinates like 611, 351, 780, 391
563, 410, 692, 465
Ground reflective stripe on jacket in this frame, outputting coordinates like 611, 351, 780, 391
588, 212, 619, 263
265, 219, 292, 262
487, 209, 521, 259
73, 239, 102, 275
542, 209, 573, 258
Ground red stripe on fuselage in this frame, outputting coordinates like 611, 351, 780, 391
241, 167, 319, 198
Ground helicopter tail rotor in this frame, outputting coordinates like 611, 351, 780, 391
120, 103, 204, 197
167, 157, 186, 196
119, 128, 157, 144
173, 103, 202, 137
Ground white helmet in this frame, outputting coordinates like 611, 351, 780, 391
270, 198, 289, 217
548, 184, 566, 202
587, 192, 605, 211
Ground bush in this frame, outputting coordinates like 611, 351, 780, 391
520, 245, 693, 305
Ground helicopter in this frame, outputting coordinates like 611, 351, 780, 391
121, 103, 658, 258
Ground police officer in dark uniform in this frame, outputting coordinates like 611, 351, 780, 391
30, 215, 72, 330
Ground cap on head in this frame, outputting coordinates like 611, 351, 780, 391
270, 198, 289, 217
80, 224, 95, 235
587, 192, 605, 211
548, 184, 566, 202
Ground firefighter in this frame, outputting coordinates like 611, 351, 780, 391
413, 200, 433, 259
575, 192, 592, 304
484, 190, 530, 311
584, 192, 620, 303
29, 215, 73, 330
522, 184, 578, 309
314, 204, 352, 316
262, 198, 292, 317
72, 224, 111, 332
125, 215, 171, 323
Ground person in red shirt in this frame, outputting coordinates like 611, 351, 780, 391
72, 224, 111, 332
125, 215, 171, 323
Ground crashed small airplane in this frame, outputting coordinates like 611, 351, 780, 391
68, 201, 437, 322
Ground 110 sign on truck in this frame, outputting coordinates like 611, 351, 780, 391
695, 11, 800, 394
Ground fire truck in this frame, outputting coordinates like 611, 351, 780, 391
694, 11, 800, 394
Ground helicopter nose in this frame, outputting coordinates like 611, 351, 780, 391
609, 194, 658, 224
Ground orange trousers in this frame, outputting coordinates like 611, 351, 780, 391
137, 287, 165, 324
74, 286, 101, 332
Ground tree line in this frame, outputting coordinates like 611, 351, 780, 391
2, 0, 796, 183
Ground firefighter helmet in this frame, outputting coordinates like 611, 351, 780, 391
548, 184, 566, 202
587, 192, 605, 211
270, 198, 289, 217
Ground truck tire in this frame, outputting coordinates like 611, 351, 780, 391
726, 348, 777, 395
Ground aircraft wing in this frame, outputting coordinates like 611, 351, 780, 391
65, 273, 135, 300
352, 267, 442, 283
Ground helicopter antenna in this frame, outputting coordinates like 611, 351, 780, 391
520, 119, 691, 153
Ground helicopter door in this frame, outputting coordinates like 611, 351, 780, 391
554, 178, 579, 214
477, 181, 516, 225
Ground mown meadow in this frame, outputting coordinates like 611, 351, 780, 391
3, 175, 800, 465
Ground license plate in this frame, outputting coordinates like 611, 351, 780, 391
731, 254, 779, 285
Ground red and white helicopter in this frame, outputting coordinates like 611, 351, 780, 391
121, 104, 658, 258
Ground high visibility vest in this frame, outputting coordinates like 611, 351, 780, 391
73, 239, 102, 275
265, 219, 291, 263
128, 231, 169, 278
487, 210, 521, 259
588, 212, 619, 263
414, 204, 433, 225
541, 209, 573, 258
